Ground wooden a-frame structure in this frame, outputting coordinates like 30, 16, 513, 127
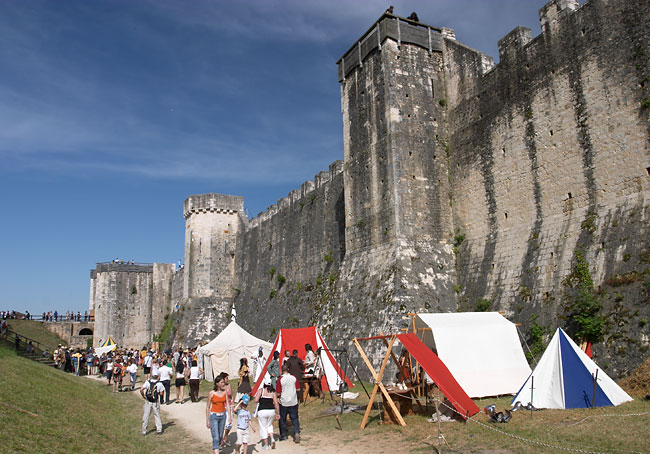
352, 333, 424, 429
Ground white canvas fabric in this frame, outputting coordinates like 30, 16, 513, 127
415, 312, 532, 397
94, 344, 117, 357
513, 328, 633, 409
198, 321, 272, 380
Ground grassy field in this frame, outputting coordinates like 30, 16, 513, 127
7, 319, 68, 351
0, 345, 203, 454
305, 389, 650, 453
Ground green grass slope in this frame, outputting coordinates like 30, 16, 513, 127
0, 345, 203, 454
8, 320, 68, 351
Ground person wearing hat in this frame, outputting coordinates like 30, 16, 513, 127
140, 371, 165, 435
233, 394, 255, 454
254, 377, 280, 450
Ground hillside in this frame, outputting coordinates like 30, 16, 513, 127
0, 345, 202, 453
7, 319, 68, 351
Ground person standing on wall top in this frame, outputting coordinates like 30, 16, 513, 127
276, 364, 301, 443
140, 371, 165, 435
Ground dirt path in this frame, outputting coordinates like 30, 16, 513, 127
157, 397, 353, 454
84, 375, 429, 453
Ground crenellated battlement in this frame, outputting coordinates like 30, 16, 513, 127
247, 160, 344, 229
184, 193, 244, 219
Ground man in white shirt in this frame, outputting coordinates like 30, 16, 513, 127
276, 364, 300, 443
158, 360, 173, 405
140, 371, 165, 435
127, 360, 138, 390
143, 352, 153, 378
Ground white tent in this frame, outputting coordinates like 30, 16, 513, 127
198, 321, 272, 381
415, 312, 532, 398
512, 328, 633, 409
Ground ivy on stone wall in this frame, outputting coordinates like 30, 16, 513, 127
526, 315, 546, 363
154, 312, 175, 344
562, 248, 605, 344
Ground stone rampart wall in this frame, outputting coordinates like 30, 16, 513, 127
234, 162, 346, 340
445, 0, 650, 375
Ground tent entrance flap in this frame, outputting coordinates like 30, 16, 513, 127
396, 333, 479, 419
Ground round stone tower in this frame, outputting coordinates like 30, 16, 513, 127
180, 193, 245, 345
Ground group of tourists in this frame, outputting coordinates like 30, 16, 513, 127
53, 345, 91, 375
41, 310, 89, 322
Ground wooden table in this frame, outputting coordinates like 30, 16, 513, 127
301, 374, 322, 403
381, 386, 416, 424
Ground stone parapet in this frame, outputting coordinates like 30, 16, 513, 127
184, 193, 244, 219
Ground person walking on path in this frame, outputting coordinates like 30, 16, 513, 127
235, 358, 251, 403
174, 358, 187, 403
206, 377, 232, 454
127, 359, 138, 390
140, 371, 165, 435
218, 372, 234, 450
189, 360, 203, 402
233, 394, 255, 454
159, 360, 173, 404
276, 364, 301, 443
254, 377, 280, 450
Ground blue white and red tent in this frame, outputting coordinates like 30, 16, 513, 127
512, 328, 632, 409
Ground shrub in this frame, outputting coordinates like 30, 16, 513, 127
474, 298, 491, 312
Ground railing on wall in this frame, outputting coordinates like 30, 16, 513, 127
337, 13, 444, 82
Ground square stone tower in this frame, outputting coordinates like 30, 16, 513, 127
337, 13, 457, 312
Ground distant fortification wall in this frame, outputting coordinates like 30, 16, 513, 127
90, 262, 174, 348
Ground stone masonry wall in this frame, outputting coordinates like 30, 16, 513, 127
91, 263, 154, 348
445, 0, 650, 376
234, 162, 346, 341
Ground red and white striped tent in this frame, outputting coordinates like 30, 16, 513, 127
251, 326, 353, 394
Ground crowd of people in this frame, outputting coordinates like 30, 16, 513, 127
48, 340, 318, 453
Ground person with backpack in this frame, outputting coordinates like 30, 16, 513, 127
140, 371, 165, 435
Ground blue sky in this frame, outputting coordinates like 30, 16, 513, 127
0, 0, 554, 315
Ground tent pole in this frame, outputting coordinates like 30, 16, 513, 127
591, 369, 598, 408
435, 398, 442, 454
344, 349, 371, 399
530, 376, 534, 418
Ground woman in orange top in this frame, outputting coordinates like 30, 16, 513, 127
206, 377, 231, 453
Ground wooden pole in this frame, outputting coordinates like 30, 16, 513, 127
435, 398, 442, 454
354, 337, 406, 428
